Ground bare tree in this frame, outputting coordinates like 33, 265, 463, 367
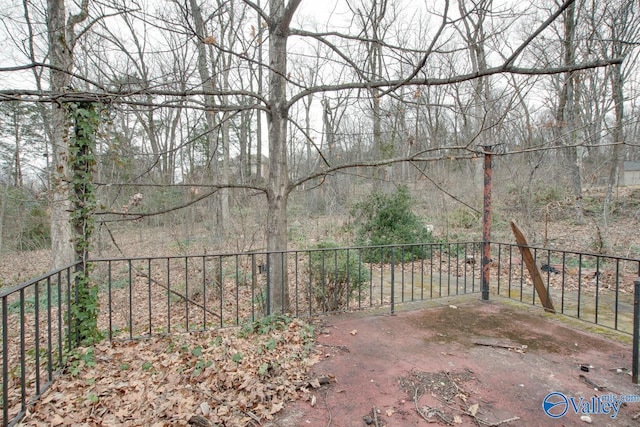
47, 0, 91, 268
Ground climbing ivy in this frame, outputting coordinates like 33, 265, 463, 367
67, 101, 103, 346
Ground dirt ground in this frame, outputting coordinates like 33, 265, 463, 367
268, 296, 640, 427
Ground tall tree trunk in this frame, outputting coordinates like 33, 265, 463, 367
189, 0, 223, 242
557, 1, 585, 224
265, 0, 300, 313
47, 0, 74, 268
47, 0, 90, 268
604, 62, 623, 227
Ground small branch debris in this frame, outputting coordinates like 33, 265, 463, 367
400, 369, 519, 426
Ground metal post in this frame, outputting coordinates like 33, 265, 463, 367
481, 146, 493, 301
633, 278, 640, 384
390, 248, 395, 314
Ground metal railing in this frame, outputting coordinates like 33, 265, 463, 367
0, 262, 80, 426
88, 242, 483, 339
491, 242, 640, 335
1, 241, 639, 426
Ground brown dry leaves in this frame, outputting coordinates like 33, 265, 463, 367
20, 317, 319, 426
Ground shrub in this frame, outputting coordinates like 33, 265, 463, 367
308, 241, 367, 312
350, 186, 433, 262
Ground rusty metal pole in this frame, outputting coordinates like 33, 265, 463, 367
633, 278, 640, 384
481, 146, 493, 301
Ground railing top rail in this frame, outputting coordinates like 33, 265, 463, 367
86, 241, 486, 263
0, 261, 81, 298
492, 241, 640, 263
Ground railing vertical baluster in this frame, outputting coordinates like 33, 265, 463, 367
455, 244, 460, 295
447, 243, 451, 296
107, 261, 112, 340
167, 258, 171, 334
293, 252, 299, 316
561, 252, 566, 315
20, 289, 25, 414
496, 244, 502, 295
379, 247, 383, 306
3, 296, 8, 426
282, 252, 286, 314
333, 249, 338, 311
400, 246, 405, 303
308, 251, 313, 316
463, 244, 468, 295
411, 246, 416, 301
47, 276, 52, 382
632, 278, 640, 384
128, 260, 133, 339
438, 243, 442, 297
345, 249, 351, 310
390, 247, 395, 314
202, 256, 207, 329
546, 250, 551, 311
419, 245, 424, 301
34, 281, 40, 395
358, 249, 363, 310
615, 259, 620, 331
429, 244, 433, 299
369, 251, 373, 307
595, 256, 601, 325
57, 271, 63, 369
219, 256, 224, 327
321, 251, 326, 313
578, 254, 583, 319
148, 259, 152, 336
236, 254, 240, 325
185, 257, 189, 332
471, 243, 476, 293
532, 249, 538, 306
265, 253, 271, 316
251, 253, 256, 321
519, 249, 524, 302
508, 245, 513, 298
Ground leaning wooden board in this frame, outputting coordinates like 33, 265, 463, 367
510, 221, 556, 313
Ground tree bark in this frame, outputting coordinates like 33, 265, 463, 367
189, 0, 223, 241
265, 0, 301, 313
47, 0, 77, 268
557, 1, 585, 224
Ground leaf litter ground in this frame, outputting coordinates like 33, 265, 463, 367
19, 316, 321, 426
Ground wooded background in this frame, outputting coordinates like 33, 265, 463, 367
0, 0, 639, 278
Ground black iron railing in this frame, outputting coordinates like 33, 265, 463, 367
492, 242, 640, 335
88, 242, 483, 340
0, 262, 80, 426
1, 241, 639, 426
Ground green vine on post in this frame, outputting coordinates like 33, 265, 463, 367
67, 101, 102, 346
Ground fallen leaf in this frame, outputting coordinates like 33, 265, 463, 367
468, 403, 479, 416
200, 401, 211, 416
453, 415, 463, 424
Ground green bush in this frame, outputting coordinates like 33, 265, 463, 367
308, 241, 367, 312
350, 186, 433, 262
